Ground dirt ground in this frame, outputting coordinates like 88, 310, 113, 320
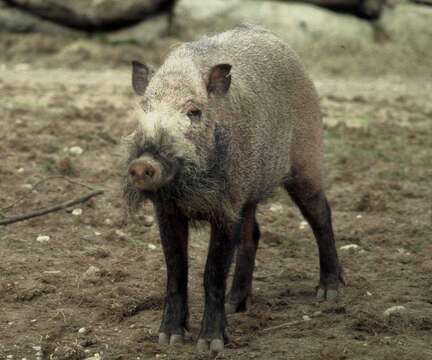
0, 34, 431, 360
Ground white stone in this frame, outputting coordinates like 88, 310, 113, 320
104, 218, 113, 225
36, 235, 50, 243
17, 168, 25, 173
269, 203, 283, 212
340, 244, 360, 251
6, 355, 13, 359
397, 248, 411, 255
69, 146, 84, 155
299, 221, 308, 230
43, 270, 61, 274
30, 319, 37, 323
148, 244, 157, 250
356, 214, 363, 219
85, 265, 100, 276
94, 231, 101, 236
84, 354, 101, 360
15, 63, 30, 71
383, 305, 406, 318
78, 327, 87, 334
115, 229, 127, 239
22, 184, 33, 190
72, 208, 83, 216
302, 315, 311, 321
366, 291, 373, 296
143, 215, 154, 227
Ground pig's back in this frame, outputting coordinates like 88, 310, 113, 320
183, 26, 322, 208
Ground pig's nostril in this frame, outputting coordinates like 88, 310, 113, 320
128, 158, 163, 190
129, 168, 137, 178
145, 168, 155, 177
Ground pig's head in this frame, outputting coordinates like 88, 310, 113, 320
123, 58, 232, 211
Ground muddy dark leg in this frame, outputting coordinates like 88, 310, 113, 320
155, 202, 189, 346
285, 178, 344, 301
225, 204, 260, 314
197, 221, 236, 354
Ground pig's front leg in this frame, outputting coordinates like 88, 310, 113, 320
197, 221, 236, 354
155, 203, 189, 346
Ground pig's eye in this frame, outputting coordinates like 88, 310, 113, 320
187, 109, 202, 121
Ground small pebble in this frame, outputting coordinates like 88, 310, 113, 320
43, 270, 61, 274
7, 355, 13, 359
299, 221, 308, 230
17, 167, 25, 173
383, 305, 406, 318
69, 146, 84, 155
94, 231, 101, 236
85, 353, 101, 360
366, 291, 373, 296
143, 215, 154, 227
84, 265, 100, 277
397, 248, 411, 255
356, 214, 363, 219
22, 183, 33, 190
302, 315, 311, 321
15, 63, 30, 71
340, 244, 360, 251
269, 203, 283, 212
8, 321, 14, 325
36, 235, 50, 243
104, 218, 113, 225
72, 208, 83, 216
30, 319, 37, 323
115, 229, 127, 239
148, 244, 157, 250
78, 327, 87, 334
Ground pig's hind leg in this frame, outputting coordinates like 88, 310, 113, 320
284, 168, 345, 300
155, 203, 190, 346
225, 203, 260, 314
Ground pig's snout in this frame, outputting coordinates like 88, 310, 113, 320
128, 157, 163, 191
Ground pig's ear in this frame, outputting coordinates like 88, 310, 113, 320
132, 60, 153, 96
207, 64, 232, 96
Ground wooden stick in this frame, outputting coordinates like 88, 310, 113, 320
0, 189, 104, 226
1, 175, 100, 212
261, 319, 305, 333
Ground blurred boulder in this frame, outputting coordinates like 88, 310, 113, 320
0, 2, 76, 34
174, 0, 431, 76
0, 0, 176, 33
176, 0, 374, 50
276, 0, 386, 19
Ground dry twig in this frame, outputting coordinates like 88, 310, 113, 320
0, 189, 104, 226
261, 319, 305, 333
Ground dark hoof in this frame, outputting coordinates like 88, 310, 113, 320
158, 331, 190, 346
225, 294, 248, 314
316, 287, 339, 301
225, 302, 238, 315
197, 338, 224, 354
316, 270, 345, 301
